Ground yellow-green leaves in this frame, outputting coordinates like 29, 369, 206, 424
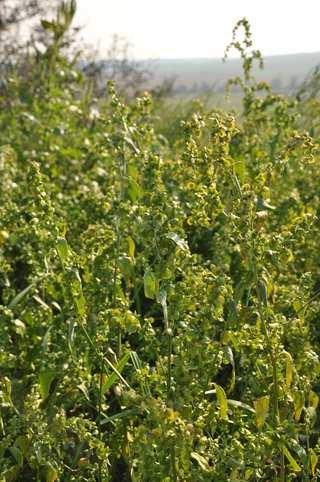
309, 448, 318, 476
191, 452, 211, 472
282, 351, 294, 389
101, 351, 131, 395
45, 463, 59, 482
71, 269, 86, 318
254, 395, 269, 429
38, 370, 57, 400
293, 391, 305, 422
213, 383, 228, 420
283, 446, 301, 473
127, 236, 135, 258
143, 269, 159, 300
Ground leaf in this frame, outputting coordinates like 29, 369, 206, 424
71, 270, 86, 317
68, 319, 76, 355
118, 256, 134, 280
46, 463, 58, 482
9, 447, 23, 467
130, 351, 151, 397
282, 351, 294, 388
39, 370, 57, 400
41, 326, 51, 351
127, 236, 135, 258
41, 20, 55, 31
283, 446, 301, 472
124, 311, 140, 334
205, 391, 255, 414
143, 270, 158, 300
56, 237, 72, 266
227, 399, 255, 414
213, 383, 228, 420
8, 282, 35, 310
14, 436, 30, 456
254, 395, 269, 429
191, 452, 211, 472
257, 279, 268, 306
124, 135, 140, 154
257, 197, 276, 211
157, 289, 168, 329
77, 382, 90, 401
128, 179, 143, 202
2, 377, 15, 409
102, 351, 131, 395
309, 390, 319, 409
309, 448, 318, 476
293, 391, 305, 421
223, 346, 236, 393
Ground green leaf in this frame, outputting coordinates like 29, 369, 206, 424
45, 463, 58, 482
130, 351, 151, 397
102, 351, 131, 395
143, 270, 158, 300
128, 179, 143, 202
8, 282, 35, 310
309, 390, 319, 409
124, 311, 140, 334
254, 395, 269, 429
282, 351, 294, 388
157, 289, 168, 329
257, 279, 268, 306
118, 256, 134, 280
41, 20, 55, 31
191, 452, 211, 472
223, 346, 235, 393
309, 448, 318, 476
293, 391, 305, 421
9, 447, 23, 467
283, 446, 301, 473
213, 383, 228, 420
56, 237, 72, 266
127, 236, 135, 258
71, 270, 86, 317
39, 370, 57, 400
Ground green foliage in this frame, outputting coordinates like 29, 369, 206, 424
0, 13, 320, 482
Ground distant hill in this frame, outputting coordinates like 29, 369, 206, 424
144, 52, 320, 95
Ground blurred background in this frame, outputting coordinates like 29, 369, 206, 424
1, 0, 320, 102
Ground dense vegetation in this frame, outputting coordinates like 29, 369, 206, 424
1, 6, 320, 481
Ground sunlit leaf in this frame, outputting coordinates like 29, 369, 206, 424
143, 270, 158, 300
309, 448, 318, 476
213, 383, 228, 420
39, 370, 57, 400
293, 391, 305, 421
254, 395, 269, 429
283, 446, 301, 473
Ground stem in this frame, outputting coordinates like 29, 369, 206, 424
170, 446, 177, 481
98, 362, 103, 482
167, 332, 172, 400
280, 450, 285, 482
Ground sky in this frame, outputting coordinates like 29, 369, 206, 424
75, 0, 320, 59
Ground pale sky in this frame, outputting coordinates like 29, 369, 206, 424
75, 0, 320, 59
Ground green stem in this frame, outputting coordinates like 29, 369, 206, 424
167, 332, 172, 400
